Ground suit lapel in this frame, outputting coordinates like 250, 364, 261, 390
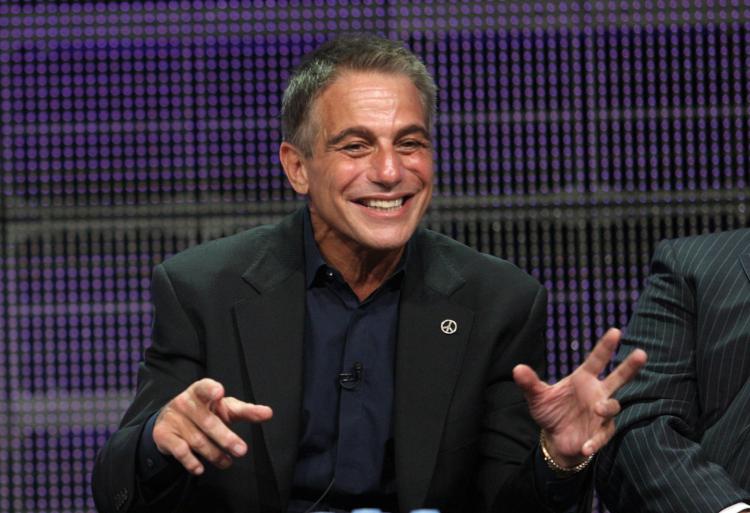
740, 252, 750, 284
233, 211, 306, 507
395, 232, 474, 508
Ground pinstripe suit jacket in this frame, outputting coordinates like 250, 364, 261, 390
597, 228, 750, 513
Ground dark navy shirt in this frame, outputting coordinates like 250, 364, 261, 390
290, 208, 406, 505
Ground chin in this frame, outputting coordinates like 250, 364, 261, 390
360, 231, 414, 252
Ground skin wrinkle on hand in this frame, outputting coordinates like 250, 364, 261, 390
513, 328, 647, 466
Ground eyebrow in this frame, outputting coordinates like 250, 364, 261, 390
326, 127, 375, 147
394, 124, 431, 142
326, 124, 431, 148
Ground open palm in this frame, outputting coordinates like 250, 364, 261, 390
513, 328, 647, 466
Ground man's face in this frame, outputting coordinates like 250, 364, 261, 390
285, 71, 434, 255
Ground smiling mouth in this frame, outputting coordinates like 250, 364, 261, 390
358, 197, 407, 212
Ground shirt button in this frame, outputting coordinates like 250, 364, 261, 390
146, 457, 154, 469
325, 270, 334, 279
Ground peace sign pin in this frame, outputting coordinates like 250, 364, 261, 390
440, 319, 457, 335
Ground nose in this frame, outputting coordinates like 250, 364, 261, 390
370, 146, 404, 187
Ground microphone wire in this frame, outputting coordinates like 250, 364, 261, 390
302, 477, 336, 513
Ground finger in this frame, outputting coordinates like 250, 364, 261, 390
157, 434, 205, 475
216, 397, 274, 424
154, 409, 228, 470
191, 378, 225, 406
167, 391, 248, 458
602, 348, 647, 396
581, 420, 615, 456
594, 398, 621, 418
191, 406, 248, 457
182, 424, 234, 470
513, 364, 549, 398
579, 328, 621, 376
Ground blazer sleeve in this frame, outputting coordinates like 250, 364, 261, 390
92, 263, 202, 513
596, 240, 750, 513
479, 285, 592, 513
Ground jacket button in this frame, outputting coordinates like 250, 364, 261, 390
114, 488, 128, 510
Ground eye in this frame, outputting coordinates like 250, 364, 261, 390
398, 139, 429, 152
339, 141, 371, 155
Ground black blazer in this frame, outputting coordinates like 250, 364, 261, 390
597, 229, 750, 513
93, 209, 558, 513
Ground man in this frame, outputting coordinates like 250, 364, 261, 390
597, 229, 750, 513
93, 34, 645, 513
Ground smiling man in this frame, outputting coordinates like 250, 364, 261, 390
93, 34, 645, 513
280, 71, 433, 302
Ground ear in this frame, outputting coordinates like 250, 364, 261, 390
279, 141, 309, 195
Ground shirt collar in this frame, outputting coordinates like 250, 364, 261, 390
302, 206, 412, 289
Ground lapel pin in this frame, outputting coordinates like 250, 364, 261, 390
440, 319, 457, 335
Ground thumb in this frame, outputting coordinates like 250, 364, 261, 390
191, 378, 225, 406
513, 364, 548, 399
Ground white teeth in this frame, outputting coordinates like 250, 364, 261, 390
363, 198, 404, 211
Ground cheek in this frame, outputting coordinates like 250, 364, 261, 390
333, 162, 369, 191
404, 154, 433, 180
411, 167, 434, 188
308, 166, 356, 204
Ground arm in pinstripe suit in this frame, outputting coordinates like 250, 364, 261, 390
597, 229, 750, 513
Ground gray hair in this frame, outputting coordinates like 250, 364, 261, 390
281, 34, 437, 157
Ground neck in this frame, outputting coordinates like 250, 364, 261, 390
314, 233, 406, 303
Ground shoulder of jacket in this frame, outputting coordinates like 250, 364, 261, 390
416, 228, 542, 292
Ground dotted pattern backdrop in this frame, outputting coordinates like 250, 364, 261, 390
1, 2, 748, 512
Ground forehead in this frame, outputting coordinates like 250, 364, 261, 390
312, 71, 426, 130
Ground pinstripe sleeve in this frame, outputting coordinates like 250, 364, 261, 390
719, 503, 750, 513
596, 238, 750, 513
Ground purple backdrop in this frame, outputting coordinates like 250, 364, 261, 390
1, 1, 748, 512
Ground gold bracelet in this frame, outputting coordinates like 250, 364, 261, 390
539, 430, 595, 477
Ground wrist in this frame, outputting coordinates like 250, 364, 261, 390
540, 430, 586, 467
539, 430, 594, 477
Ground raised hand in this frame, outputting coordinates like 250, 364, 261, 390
153, 378, 273, 475
513, 328, 647, 467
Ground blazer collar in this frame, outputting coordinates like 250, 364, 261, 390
240, 208, 306, 293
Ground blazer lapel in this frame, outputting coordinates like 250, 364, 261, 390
233, 211, 306, 508
395, 232, 474, 508
740, 252, 750, 284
